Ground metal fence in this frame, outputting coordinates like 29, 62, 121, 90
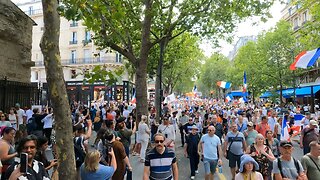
0, 78, 39, 112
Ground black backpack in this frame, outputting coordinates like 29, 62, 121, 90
27, 117, 37, 134
277, 157, 300, 178
74, 136, 86, 168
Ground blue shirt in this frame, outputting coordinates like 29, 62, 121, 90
200, 134, 221, 160
80, 164, 114, 180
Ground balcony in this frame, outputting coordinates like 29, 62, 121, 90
82, 39, 92, 46
293, 26, 300, 31
24, 9, 42, 16
69, 40, 78, 45
34, 57, 122, 66
70, 22, 78, 27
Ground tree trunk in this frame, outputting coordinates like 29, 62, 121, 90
135, 0, 153, 120
40, 0, 76, 179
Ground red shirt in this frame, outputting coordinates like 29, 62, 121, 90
256, 122, 270, 137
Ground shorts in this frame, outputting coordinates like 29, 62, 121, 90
203, 158, 218, 175
228, 152, 242, 168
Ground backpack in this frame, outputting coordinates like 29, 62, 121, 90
27, 117, 37, 134
74, 136, 86, 168
277, 157, 300, 178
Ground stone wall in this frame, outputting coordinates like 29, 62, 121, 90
0, 0, 35, 83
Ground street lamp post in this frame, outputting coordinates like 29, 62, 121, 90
292, 50, 297, 106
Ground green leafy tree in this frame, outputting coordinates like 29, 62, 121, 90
230, 21, 296, 105
199, 53, 230, 98
59, 0, 275, 118
148, 33, 203, 95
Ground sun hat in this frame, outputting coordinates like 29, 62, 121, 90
239, 154, 259, 173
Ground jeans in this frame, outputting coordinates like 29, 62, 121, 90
189, 153, 200, 176
43, 128, 52, 145
303, 146, 310, 155
179, 126, 185, 146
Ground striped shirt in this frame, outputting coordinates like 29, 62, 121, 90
145, 147, 176, 180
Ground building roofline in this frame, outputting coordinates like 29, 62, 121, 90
9, 0, 37, 25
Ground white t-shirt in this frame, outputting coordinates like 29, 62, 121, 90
26, 109, 33, 122
42, 113, 53, 129
16, 108, 25, 125
157, 124, 176, 144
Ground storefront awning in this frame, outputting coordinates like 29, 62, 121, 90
260, 85, 320, 98
227, 91, 248, 97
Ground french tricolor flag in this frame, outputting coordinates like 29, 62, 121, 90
281, 114, 290, 141
131, 92, 136, 104
281, 114, 304, 141
225, 94, 233, 103
216, 81, 231, 89
290, 48, 320, 70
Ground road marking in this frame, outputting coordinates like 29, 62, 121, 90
216, 168, 226, 180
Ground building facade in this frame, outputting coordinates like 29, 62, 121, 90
227, 35, 257, 60
15, 0, 133, 105
0, 0, 39, 111
281, 0, 320, 108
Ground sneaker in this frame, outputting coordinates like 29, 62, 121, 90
195, 170, 199, 174
190, 176, 195, 180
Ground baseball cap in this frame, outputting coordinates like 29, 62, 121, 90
116, 117, 126, 123
310, 120, 318, 126
247, 122, 253, 127
280, 140, 293, 147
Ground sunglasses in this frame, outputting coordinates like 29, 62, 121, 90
1, 116, 5, 117
155, 140, 164, 144
208, 129, 214, 132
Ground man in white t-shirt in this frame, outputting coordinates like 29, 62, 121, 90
15, 103, 26, 126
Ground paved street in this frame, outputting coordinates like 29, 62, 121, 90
46, 130, 304, 180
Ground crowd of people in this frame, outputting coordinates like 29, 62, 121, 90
0, 100, 319, 180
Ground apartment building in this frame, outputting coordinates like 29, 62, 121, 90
15, 0, 133, 105
281, 0, 320, 107
281, 0, 319, 84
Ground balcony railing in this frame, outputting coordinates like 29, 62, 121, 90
293, 26, 300, 31
24, 9, 43, 16
34, 57, 122, 66
69, 40, 78, 45
82, 39, 92, 46
70, 22, 78, 27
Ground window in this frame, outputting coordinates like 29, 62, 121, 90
71, 50, 76, 63
84, 49, 91, 63
70, 21, 78, 27
116, 52, 122, 63
293, 17, 299, 30
302, 11, 307, 23
35, 71, 39, 81
70, 32, 77, 44
85, 31, 91, 41
28, 6, 33, 15
288, 7, 292, 16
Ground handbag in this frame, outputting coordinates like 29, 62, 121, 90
226, 132, 239, 160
